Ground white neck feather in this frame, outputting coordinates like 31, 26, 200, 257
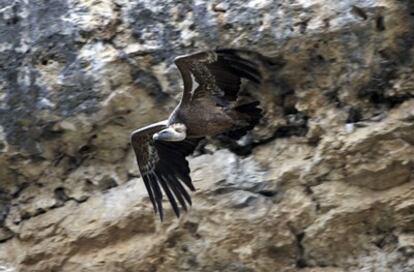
167, 127, 187, 141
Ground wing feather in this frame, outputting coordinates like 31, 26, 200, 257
131, 122, 201, 220
168, 176, 189, 211
170, 176, 192, 205
158, 175, 180, 218
142, 175, 157, 214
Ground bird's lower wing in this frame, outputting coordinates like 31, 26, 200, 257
131, 122, 201, 220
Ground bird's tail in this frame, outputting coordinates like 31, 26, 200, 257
224, 101, 263, 140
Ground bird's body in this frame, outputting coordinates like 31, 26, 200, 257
169, 100, 234, 137
131, 49, 263, 220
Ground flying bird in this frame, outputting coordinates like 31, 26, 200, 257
131, 49, 263, 220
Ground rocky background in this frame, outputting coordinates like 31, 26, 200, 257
0, 0, 414, 271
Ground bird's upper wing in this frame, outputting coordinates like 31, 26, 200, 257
131, 121, 200, 220
174, 49, 261, 105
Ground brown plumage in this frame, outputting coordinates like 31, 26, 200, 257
131, 49, 263, 220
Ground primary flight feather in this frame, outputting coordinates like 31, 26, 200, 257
131, 49, 263, 220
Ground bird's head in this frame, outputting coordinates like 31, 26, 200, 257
153, 123, 187, 142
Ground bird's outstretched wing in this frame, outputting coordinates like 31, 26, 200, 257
174, 49, 261, 104
131, 121, 200, 220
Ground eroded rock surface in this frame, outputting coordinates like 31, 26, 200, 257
0, 0, 413, 271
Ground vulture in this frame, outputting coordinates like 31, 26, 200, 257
131, 49, 263, 220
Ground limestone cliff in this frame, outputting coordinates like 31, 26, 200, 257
0, 0, 413, 271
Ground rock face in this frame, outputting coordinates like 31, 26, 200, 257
0, 0, 414, 271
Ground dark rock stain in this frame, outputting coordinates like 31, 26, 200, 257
351, 5, 368, 21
